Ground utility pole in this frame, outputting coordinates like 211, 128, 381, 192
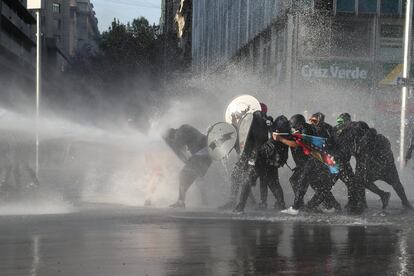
28, 0, 43, 177
35, 10, 41, 176
400, 0, 414, 169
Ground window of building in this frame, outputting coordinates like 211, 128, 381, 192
299, 14, 331, 57
331, 18, 372, 58
378, 22, 403, 61
337, 0, 355, 13
53, 3, 61, 13
359, 0, 378, 13
380, 24, 403, 39
336, 0, 401, 16
314, 0, 333, 11
381, 0, 399, 14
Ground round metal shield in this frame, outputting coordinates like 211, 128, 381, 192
225, 95, 261, 125
238, 113, 254, 155
207, 122, 237, 160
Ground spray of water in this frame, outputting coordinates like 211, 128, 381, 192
0, 60, 412, 214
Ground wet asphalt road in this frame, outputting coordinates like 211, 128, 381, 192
0, 204, 413, 276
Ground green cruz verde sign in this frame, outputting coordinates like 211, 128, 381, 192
299, 60, 373, 82
297, 60, 414, 86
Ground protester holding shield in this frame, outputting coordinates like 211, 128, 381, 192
232, 104, 275, 213
219, 95, 263, 210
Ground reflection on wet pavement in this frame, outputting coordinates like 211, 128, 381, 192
0, 207, 413, 275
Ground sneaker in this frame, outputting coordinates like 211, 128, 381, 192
281, 206, 299, 215
169, 200, 185, 208
381, 192, 391, 210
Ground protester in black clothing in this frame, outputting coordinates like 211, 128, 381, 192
334, 116, 392, 212
309, 112, 334, 142
334, 113, 351, 131
331, 113, 365, 213
165, 124, 212, 208
336, 122, 412, 210
232, 106, 273, 212
273, 114, 316, 214
256, 115, 290, 210
274, 113, 343, 214
308, 112, 341, 212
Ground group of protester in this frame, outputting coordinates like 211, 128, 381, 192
165, 102, 413, 215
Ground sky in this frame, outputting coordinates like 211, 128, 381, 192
92, 0, 161, 33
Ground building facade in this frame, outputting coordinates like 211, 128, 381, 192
42, 0, 75, 74
160, 0, 181, 35
42, 0, 99, 74
0, 0, 36, 84
160, 0, 192, 72
192, 0, 409, 148
75, 0, 99, 54
192, 0, 291, 74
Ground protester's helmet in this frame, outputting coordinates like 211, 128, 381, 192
260, 103, 268, 114
274, 115, 290, 133
309, 112, 325, 126
336, 113, 351, 126
289, 114, 306, 131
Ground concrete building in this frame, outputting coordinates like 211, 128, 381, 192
75, 0, 99, 54
160, 0, 192, 72
42, 0, 99, 75
192, 0, 290, 74
192, 0, 409, 146
160, 0, 181, 35
42, 0, 75, 74
0, 0, 36, 84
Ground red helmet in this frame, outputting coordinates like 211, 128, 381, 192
260, 103, 268, 114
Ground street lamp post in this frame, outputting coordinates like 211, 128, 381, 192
400, 0, 414, 169
27, 0, 43, 177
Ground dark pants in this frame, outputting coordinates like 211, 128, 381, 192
289, 162, 313, 210
307, 167, 341, 211
234, 163, 258, 211
334, 160, 365, 213
226, 159, 256, 207
355, 156, 411, 209
177, 155, 212, 203
290, 160, 340, 211
259, 167, 285, 209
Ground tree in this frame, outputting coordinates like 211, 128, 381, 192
63, 17, 164, 132
98, 18, 160, 83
